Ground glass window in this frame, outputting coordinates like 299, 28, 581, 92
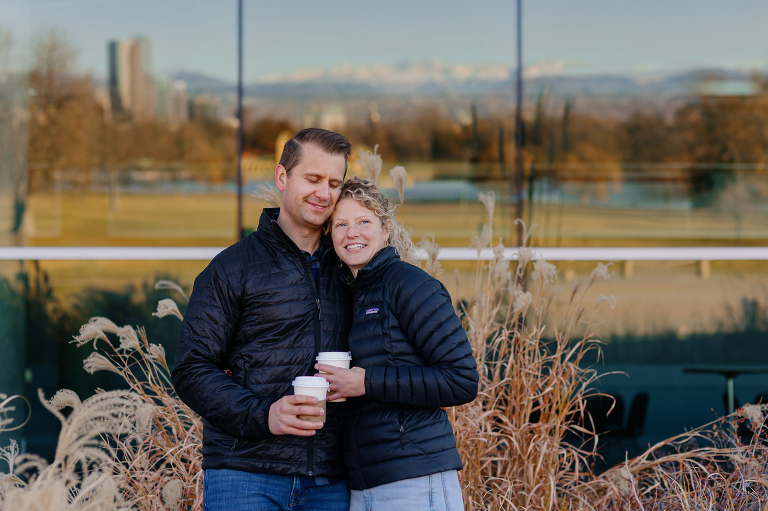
1, 0, 768, 462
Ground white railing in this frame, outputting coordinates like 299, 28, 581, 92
1, 246, 768, 261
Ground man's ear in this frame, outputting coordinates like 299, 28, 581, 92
275, 165, 287, 192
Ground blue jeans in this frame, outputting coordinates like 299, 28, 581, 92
349, 470, 464, 511
204, 469, 350, 511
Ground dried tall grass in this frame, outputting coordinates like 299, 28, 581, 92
583, 404, 768, 509
0, 291, 201, 511
446, 190, 768, 510
0, 393, 30, 505
449, 191, 615, 510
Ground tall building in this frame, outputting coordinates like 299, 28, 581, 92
107, 37, 155, 122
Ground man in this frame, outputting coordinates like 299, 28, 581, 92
173, 128, 353, 510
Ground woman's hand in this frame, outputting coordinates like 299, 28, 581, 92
315, 364, 366, 401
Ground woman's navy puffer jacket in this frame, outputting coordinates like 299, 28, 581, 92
342, 246, 479, 490
173, 208, 352, 478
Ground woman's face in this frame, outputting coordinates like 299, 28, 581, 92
331, 198, 391, 277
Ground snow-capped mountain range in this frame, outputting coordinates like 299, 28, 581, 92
172, 60, 759, 99
257, 61, 512, 86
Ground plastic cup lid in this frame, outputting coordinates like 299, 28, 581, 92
292, 376, 329, 388
316, 351, 352, 361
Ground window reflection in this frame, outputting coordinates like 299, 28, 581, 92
1, 0, 767, 464
0, 2, 765, 246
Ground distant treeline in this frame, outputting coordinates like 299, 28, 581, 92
20, 30, 768, 193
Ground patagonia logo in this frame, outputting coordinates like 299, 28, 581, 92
365, 308, 379, 315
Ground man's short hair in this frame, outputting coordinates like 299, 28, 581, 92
279, 128, 352, 176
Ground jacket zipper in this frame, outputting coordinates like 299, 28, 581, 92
350, 281, 368, 487
231, 368, 246, 454
302, 253, 322, 476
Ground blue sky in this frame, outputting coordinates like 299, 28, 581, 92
3, 0, 768, 82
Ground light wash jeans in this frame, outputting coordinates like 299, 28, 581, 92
349, 470, 464, 511
204, 469, 350, 511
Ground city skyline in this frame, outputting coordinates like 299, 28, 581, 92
108, 37, 155, 122
1, 0, 767, 84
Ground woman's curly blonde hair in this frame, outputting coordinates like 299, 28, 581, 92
333, 177, 418, 266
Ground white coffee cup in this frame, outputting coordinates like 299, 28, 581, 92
316, 352, 353, 402
292, 376, 329, 422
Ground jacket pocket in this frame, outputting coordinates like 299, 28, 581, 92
398, 409, 405, 449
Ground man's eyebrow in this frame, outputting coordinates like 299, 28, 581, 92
304, 171, 342, 182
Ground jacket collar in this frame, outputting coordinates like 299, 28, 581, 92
346, 246, 400, 286
256, 207, 333, 255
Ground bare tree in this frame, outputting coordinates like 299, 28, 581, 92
27, 29, 102, 192
0, 28, 30, 239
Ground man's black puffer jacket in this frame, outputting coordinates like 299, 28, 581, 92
172, 208, 352, 478
342, 246, 479, 490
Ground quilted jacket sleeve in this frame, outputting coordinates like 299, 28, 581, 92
172, 258, 274, 439
365, 265, 479, 408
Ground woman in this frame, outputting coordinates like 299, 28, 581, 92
315, 177, 479, 511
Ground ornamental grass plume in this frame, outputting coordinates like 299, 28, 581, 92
162, 479, 185, 510
252, 182, 282, 208
0, 393, 29, 434
153, 298, 183, 321
358, 145, 382, 182
154, 280, 189, 303
389, 165, 407, 205
479, 191, 495, 223
390, 164, 408, 224
71, 322, 109, 348
417, 234, 443, 279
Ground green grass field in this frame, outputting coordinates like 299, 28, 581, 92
18, 190, 768, 247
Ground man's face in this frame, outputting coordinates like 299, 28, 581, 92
275, 143, 346, 232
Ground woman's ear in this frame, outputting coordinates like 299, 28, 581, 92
384, 220, 393, 244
